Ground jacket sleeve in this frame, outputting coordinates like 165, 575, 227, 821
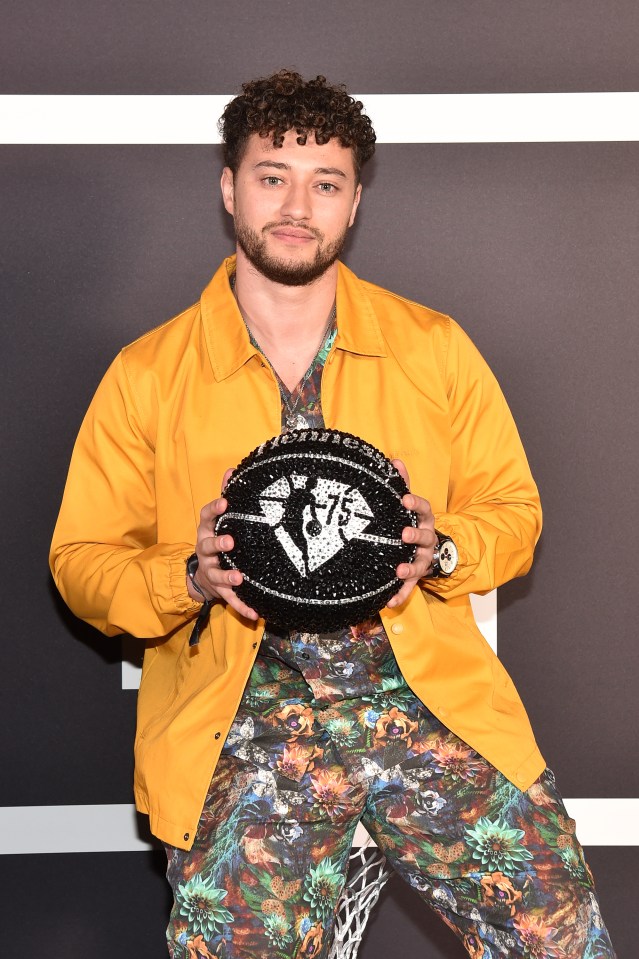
426, 318, 542, 599
49, 352, 201, 638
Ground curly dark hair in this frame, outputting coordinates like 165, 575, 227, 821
219, 70, 376, 181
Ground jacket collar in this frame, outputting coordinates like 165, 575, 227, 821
201, 256, 386, 382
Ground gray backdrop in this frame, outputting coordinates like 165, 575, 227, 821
1, 3, 637, 957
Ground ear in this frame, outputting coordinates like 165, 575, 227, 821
221, 167, 235, 215
348, 183, 363, 228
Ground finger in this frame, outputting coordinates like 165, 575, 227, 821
386, 579, 416, 609
213, 567, 244, 589
199, 570, 259, 622
401, 525, 437, 549
198, 532, 235, 556
215, 583, 260, 622
391, 458, 410, 488
199, 496, 228, 526
197, 557, 243, 590
402, 492, 434, 523
226, 595, 260, 621
396, 555, 432, 581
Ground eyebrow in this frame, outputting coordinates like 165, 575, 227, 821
253, 160, 348, 179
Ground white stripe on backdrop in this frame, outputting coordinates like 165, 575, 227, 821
1, 92, 638, 143
1, 800, 638, 855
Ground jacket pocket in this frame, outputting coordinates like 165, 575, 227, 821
136, 635, 190, 741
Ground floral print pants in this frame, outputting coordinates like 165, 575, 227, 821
164, 624, 615, 959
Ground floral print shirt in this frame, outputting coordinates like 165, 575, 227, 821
256, 321, 400, 704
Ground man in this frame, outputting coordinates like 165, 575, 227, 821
50, 71, 615, 959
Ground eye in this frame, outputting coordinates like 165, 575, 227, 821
317, 182, 338, 194
262, 175, 282, 187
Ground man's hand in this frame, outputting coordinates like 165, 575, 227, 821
186, 469, 259, 621
386, 459, 437, 609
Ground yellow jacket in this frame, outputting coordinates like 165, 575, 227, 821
50, 257, 545, 850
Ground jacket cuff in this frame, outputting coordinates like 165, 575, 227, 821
169, 547, 203, 615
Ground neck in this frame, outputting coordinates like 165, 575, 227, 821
233, 249, 338, 344
232, 250, 338, 391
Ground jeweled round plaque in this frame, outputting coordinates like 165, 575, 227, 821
215, 429, 418, 631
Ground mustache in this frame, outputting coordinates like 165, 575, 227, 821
262, 221, 325, 241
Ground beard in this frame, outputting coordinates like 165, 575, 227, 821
234, 215, 349, 287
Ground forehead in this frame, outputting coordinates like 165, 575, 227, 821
239, 129, 356, 178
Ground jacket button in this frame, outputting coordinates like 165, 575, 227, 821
183, 833, 190, 842
439, 707, 447, 717
517, 772, 526, 783
252, 642, 258, 649
391, 623, 404, 635
214, 732, 221, 740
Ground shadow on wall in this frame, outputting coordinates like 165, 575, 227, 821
48, 572, 178, 670
498, 533, 543, 618
48, 576, 124, 666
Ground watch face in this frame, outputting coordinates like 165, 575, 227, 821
439, 540, 458, 576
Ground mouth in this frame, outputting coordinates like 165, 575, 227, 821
268, 225, 318, 244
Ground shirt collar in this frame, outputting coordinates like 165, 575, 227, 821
201, 256, 386, 382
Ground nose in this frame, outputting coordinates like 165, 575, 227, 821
280, 181, 312, 222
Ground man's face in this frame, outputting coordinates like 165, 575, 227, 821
221, 130, 362, 286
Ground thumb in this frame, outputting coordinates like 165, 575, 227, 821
391, 458, 410, 489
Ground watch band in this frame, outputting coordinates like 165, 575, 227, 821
186, 552, 214, 646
